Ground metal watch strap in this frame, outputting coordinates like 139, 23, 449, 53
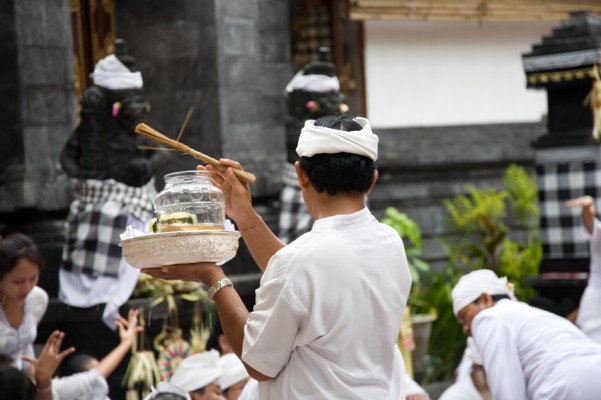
207, 277, 233, 301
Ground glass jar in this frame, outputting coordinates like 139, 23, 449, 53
154, 171, 225, 232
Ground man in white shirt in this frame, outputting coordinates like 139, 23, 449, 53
452, 269, 601, 400
565, 195, 601, 343
144, 115, 412, 399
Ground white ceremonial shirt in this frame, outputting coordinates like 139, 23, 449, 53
0, 286, 48, 370
242, 208, 412, 399
52, 368, 110, 400
577, 218, 601, 343
472, 299, 601, 400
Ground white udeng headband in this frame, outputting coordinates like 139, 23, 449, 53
92, 54, 143, 90
295, 117, 378, 161
451, 269, 516, 316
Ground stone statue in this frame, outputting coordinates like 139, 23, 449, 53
279, 47, 349, 243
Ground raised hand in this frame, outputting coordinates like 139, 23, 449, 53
23, 330, 75, 390
198, 160, 257, 226
566, 196, 596, 234
116, 308, 143, 347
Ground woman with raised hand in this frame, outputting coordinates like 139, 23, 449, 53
0, 233, 48, 378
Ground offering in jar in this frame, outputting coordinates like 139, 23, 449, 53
154, 171, 226, 232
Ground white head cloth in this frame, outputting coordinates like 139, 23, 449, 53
296, 117, 378, 161
218, 353, 249, 390
143, 382, 191, 400
284, 70, 340, 94
169, 350, 221, 392
451, 269, 516, 316
92, 54, 143, 90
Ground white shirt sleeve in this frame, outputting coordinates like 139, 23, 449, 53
472, 314, 527, 400
242, 277, 308, 378
52, 368, 109, 400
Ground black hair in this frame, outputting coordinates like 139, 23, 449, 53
299, 115, 377, 195
0, 354, 14, 365
0, 364, 36, 400
206, 315, 224, 353
0, 233, 44, 280
472, 293, 511, 305
61, 353, 98, 376
152, 393, 188, 400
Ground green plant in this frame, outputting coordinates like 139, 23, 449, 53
381, 207, 430, 285
422, 164, 542, 382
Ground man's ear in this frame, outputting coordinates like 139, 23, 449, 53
295, 161, 310, 188
480, 292, 494, 307
366, 170, 379, 194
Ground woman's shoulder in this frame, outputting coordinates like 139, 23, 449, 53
29, 286, 49, 304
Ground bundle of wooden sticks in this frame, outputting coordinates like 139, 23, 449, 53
135, 123, 256, 185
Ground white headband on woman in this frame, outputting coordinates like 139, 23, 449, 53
92, 54, 143, 90
295, 117, 378, 161
451, 269, 516, 316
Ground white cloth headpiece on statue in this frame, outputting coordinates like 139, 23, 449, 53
451, 269, 516, 316
296, 117, 378, 161
143, 382, 191, 400
92, 54, 143, 90
218, 353, 249, 391
284, 70, 340, 94
169, 350, 221, 392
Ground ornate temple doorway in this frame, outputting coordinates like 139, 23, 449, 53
289, 0, 366, 116
70, 0, 116, 106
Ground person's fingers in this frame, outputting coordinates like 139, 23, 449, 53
43, 331, 61, 352
565, 195, 593, 207
218, 159, 242, 169
21, 355, 37, 365
52, 331, 67, 353
58, 347, 76, 360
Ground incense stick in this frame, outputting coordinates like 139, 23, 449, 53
135, 123, 257, 185
176, 106, 195, 142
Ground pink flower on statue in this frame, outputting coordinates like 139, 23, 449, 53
112, 101, 122, 117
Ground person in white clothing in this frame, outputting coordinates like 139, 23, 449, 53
169, 350, 225, 400
143, 115, 412, 399
0, 233, 48, 378
452, 269, 601, 400
565, 195, 601, 343
218, 353, 249, 400
438, 338, 490, 400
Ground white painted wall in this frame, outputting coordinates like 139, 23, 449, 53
364, 20, 558, 128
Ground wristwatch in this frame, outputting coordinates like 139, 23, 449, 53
207, 277, 233, 301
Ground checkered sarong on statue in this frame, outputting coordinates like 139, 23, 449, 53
278, 163, 313, 244
61, 178, 156, 277
536, 146, 601, 259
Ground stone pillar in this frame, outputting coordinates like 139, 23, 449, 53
114, 0, 291, 199
0, 0, 75, 212
114, 0, 291, 275
521, 11, 599, 307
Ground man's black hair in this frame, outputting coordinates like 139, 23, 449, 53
299, 115, 376, 196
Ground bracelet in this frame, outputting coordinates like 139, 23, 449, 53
36, 385, 52, 393
207, 277, 233, 301
239, 215, 262, 233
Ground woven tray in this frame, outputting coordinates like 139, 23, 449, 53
120, 230, 241, 269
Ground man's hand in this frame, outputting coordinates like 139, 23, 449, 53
566, 195, 596, 234
23, 330, 75, 390
141, 263, 225, 287
199, 160, 256, 225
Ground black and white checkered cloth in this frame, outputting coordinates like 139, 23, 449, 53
536, 146, 601, 260
278, 163, 313, 244
61, 178, 156, 277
